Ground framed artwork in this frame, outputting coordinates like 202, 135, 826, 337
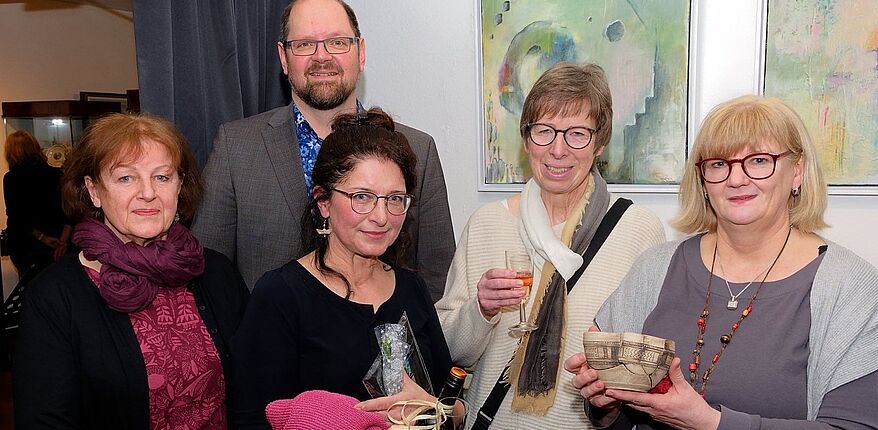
80, 91, 140, 113
759, 0, 878, 194
477, 0, 695, 191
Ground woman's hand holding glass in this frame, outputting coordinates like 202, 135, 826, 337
476, 267, 529, 320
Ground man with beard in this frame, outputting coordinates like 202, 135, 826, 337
193, 0, 455, 300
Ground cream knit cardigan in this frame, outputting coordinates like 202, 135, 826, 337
436, 196, 666, 429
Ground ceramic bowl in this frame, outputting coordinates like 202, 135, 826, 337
581, 331, 675, 392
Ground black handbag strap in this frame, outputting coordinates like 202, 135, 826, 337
471, 198, 633, 430
566, 197, 632, 292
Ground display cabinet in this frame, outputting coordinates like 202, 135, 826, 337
2, 99, 122, 166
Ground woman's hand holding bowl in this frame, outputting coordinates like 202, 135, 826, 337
598, 358, 721, 430
565, 326, 621, 423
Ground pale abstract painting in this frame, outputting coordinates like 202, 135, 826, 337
480, 0, 691, 186
764, 0, 878, 186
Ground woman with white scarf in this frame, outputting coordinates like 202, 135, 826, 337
436, 63, 665, 429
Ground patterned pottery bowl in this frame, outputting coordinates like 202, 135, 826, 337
582, 331, 675, 392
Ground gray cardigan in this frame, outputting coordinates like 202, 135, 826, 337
595, 239, 878, 420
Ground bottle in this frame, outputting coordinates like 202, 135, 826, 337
437, 367, 467, 430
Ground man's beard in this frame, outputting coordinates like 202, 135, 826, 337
291, 65, 356, 111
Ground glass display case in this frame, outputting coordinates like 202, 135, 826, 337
2, 100, 123, 146
2, 100, 122, 166
4, 116, 85, 148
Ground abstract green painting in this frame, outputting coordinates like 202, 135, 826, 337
764, 0, 878, 189
479, 0, 692, 188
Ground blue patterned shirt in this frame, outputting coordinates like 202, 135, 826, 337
292, 101, 364, 196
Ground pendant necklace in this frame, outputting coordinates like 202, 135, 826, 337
716, 257, 769, 310
689, 225, 792, 395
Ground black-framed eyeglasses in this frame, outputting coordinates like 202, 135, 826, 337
281, 37, 359, 56
331, 188, 413, 216
696, 151, 793, 183
524, 123, 597, 149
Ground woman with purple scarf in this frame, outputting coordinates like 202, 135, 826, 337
13, 113, 249, 430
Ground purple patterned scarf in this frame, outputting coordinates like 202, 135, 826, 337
73, 217, 205, 313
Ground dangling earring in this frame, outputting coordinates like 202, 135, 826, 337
791, 187, 801, 197
173, 213, 180, 224
316, 218, 331, 236
703, 190, 710, 201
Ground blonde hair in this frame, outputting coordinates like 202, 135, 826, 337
673, 95, 827, 234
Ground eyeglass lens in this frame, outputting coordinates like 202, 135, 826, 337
700, 153, 784, 183
528, 123, 593, 149
286, 37, 355, 55
348, 191, 411, 215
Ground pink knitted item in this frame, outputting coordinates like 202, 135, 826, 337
265, 390, 389, 430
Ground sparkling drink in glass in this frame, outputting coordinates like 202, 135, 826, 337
506, 251, 537, 336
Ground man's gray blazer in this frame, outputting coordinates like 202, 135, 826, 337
192, 104, 455, 301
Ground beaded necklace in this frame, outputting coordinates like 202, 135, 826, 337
689, 225, 792, 395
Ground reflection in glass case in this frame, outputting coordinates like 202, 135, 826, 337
4, 117, 84, 168
5, 117, 85, 148
2, 100, 122, 167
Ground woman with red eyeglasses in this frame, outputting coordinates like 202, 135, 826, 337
566, 95, 878, 429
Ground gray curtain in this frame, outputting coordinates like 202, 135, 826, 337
133, 0, 291, 167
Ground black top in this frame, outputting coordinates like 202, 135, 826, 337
3, 161, 68, 267
231, 261, 452, 429
13, 249, 250, 430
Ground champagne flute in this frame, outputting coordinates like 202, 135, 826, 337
506, 251, 537, 336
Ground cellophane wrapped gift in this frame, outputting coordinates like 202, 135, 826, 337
363, 312, 434, 397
